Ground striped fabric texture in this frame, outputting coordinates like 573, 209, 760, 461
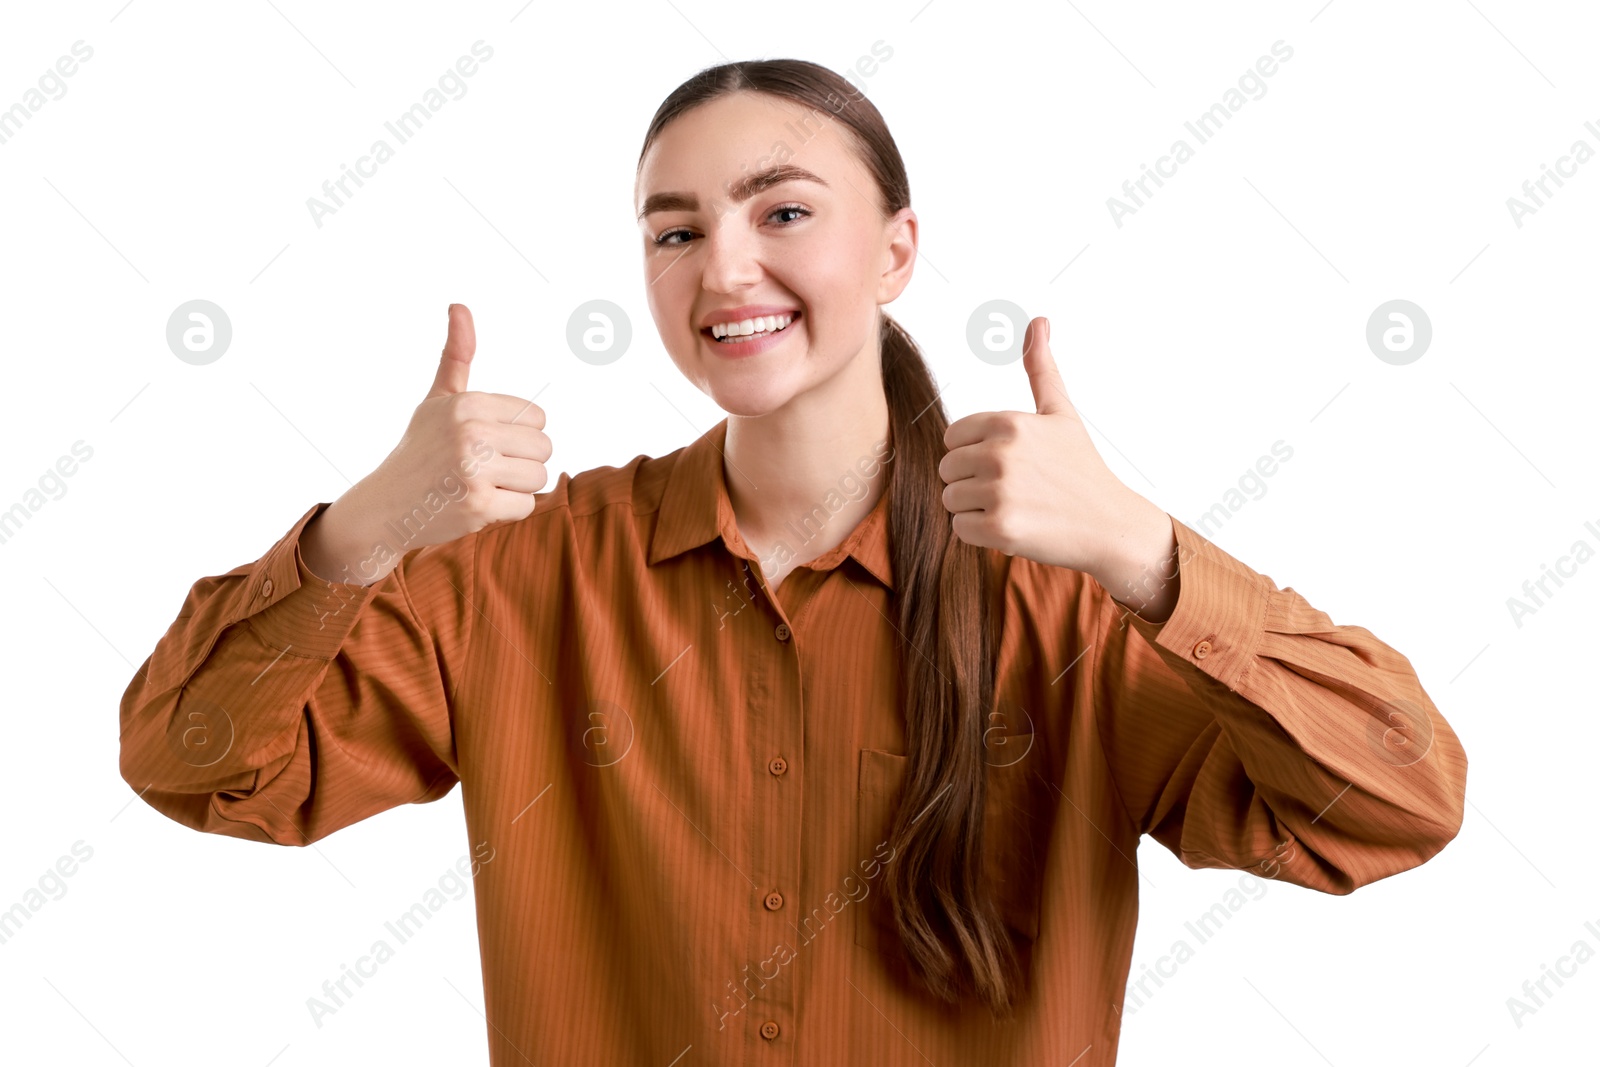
120, 416, 1467, 1065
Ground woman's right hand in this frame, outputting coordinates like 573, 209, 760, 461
301, 303, 552, 585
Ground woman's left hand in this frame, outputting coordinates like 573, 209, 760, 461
938, 316, 1174, 590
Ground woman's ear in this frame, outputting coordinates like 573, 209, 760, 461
876, 207, 918, 304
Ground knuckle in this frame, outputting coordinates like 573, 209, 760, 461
457, 419, 489, 447
455, 393, 485, 420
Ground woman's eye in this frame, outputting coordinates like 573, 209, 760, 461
651, 204, 812, 247
769, 204, 811, 225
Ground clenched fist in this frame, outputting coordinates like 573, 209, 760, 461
938, 316, 1176, 616
301, 304, 552, 585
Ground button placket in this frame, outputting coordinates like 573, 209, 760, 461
741, 552, 801, 1051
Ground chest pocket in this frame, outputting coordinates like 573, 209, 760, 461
854, 739, 1046, 962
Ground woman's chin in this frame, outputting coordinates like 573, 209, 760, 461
710, 391, 792, 418
700, 377, 803, 419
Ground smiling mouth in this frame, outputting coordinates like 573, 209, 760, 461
702, 310, 801, 343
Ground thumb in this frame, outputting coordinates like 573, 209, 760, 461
1023, 316, 1070, 415
429, 303, 476, 398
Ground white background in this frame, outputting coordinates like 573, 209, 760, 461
1, 1, 1595, 1063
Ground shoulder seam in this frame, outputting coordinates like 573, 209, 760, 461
1086, 576, 1143, 840
456, 525, 479, 722
539, 457, 671, 523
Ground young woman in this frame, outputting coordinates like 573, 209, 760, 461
120, 59, 1468, 1065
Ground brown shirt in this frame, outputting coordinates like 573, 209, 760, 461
119, 416, 1467, 1065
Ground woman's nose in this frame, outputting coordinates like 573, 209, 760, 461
699, 226, 762, 292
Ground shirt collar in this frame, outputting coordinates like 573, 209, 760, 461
648, 417, 894, 591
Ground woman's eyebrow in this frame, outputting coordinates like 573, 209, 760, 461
637, 164, 829, 221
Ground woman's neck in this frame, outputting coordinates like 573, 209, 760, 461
723, 371, 892, 591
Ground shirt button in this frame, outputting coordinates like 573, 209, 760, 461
764, 891, 784, 911
774, 622, 791, 642
261, 579, 274, 597
1193, 639, 1212, 659
760, 1020, 780, 1040
768, 756, 788, 776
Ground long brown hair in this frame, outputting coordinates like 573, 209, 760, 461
636, 60, 1019, 1014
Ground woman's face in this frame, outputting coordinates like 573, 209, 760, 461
635, 91, 916, 418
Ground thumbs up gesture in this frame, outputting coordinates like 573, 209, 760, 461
386, 303, 551, 539
304, 304, 551, 584
938, 316, 1174, 594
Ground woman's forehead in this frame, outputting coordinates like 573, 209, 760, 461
637, 93, 857, 199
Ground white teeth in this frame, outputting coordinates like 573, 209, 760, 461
710, 313, 795, 339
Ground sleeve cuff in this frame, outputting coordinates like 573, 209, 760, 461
1109, 515, 1271, 693
240, 502, 384, 660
